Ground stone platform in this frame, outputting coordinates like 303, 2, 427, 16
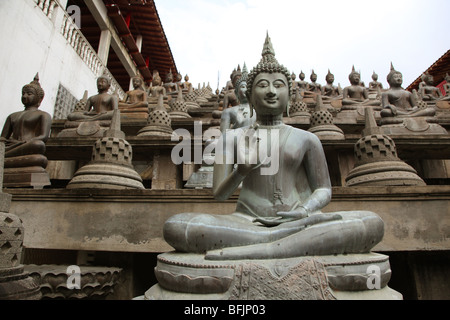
144, 251, 402, 300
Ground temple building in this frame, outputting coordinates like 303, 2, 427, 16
0, 0, 449, 300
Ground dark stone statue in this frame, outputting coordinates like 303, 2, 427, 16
342, 66, 380, 108
163, 34, 384, 260
1, 73, 52, 188
118, 75, 149, 110
380, 64, 435, 119
67, 74, 118, 122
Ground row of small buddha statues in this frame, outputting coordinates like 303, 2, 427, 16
1, 61, 450, 189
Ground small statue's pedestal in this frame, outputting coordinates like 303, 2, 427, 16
144, 252, 402, 300
380, 117, 448, 136
57, 120, 112, 138
3, 166, 50, 189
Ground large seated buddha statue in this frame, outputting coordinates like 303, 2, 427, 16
118, 75, 149, 119
341, 66, 380, 110
146, 34, 401, 300
58, 74, 118, 137
1, 73, 52, 188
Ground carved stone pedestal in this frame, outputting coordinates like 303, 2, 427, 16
3, 167, 50, 189
24, 264, 122, 300
143, 252, 402, 300
0, 211, 41, 300
380, 117, 448, 136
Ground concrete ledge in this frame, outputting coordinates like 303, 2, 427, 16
5, 186, 450, 253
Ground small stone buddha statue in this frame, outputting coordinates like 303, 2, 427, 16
369, 71, 383, 92
307, 70, 322, 94
321, 69, 341, 101
222, 66, 242, 109
59, 74, 118, 137
219, 65, 255, 132
163, 69, 179, 95
341, 66, 380, 109
444, 73, 450, 97
180, 74, 193, 93
1, 73, 52, 188
296, 70, 308, 94
380, 64, 436, 122
67, 74, 118, 122
148, 70, 169, 111
118, 75, 149, 119
163, 33, 385, 260
419, 72, 444, 103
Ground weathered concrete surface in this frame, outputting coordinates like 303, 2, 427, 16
6, 186, 450, 253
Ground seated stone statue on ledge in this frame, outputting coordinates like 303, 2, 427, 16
118, 75, 149, 118
1, 73, 52, 188
67, 75, 118, 122
58, 74, 118, 137
341, 66, 380, 109
380, 64, 436, 121
220, 64, 255, 132
419, 72, 447, 103
164, 34, 384, 261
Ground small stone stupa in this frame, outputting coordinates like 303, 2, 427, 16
137, 94, 174, 138
308, 94, 345, 140
0, 138, 42, 300
67, 109, 144, 189
289, 88, 310, 120
168, 89, 191, 119
345, 108, 426, 186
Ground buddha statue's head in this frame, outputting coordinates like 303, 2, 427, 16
152, 71, 162, 86
231, 65, 242, 89
372, 71, 379, 81
246, 33, 292, 117
387, 63, 403, 87
422, 72, 434, 85
132, 75, 144, 89
97, 74, 111, 92
165, 70, 173, 83
299, 71, 305, 80
235, 64, 248, 104
348, 66, 361, 85
184, 74, 190, 82
325, 69, 334, 84
310, 70, 317, 82
22, 73, 45, 107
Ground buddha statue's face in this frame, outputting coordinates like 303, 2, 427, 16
237, 82, 248, 103
299, 73, 305, 80
132, 77, 142, 88
326, 75, 334, 84
97, 77, 111, 91
388, 72, 403, 87
250, 72, 289, 117
372, 74, 378, 81
21, 87, 40, 107
153, 77, 161, 86
425, 75, 434, 85
349, 72, 360, 85
310, 74, 317, 82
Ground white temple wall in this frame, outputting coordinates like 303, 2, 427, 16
0, 0, 122, 129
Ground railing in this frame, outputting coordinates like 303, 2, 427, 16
33, 0, 126, 99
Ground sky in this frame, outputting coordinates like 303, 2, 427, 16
154, 0, 449, 92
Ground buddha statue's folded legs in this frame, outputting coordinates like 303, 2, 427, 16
163, 210, 384, 260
